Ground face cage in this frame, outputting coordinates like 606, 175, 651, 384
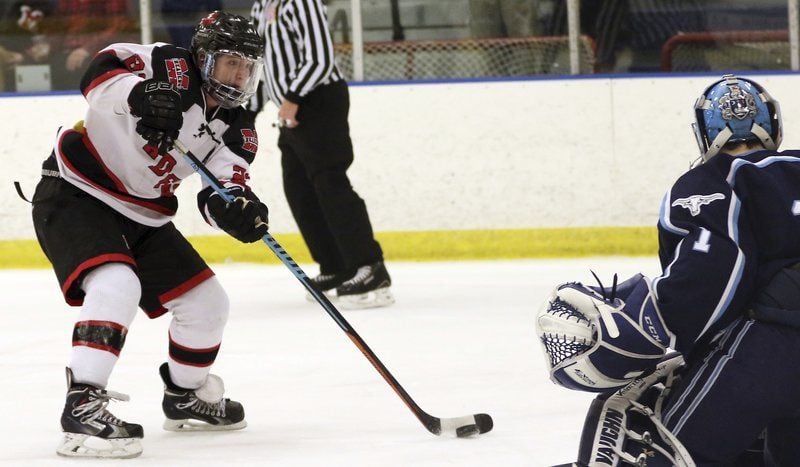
692, 83, 782, 164
200, 50, 263, 109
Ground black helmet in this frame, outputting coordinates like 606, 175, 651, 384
191, 11, 264, 109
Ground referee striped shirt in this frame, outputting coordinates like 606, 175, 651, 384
250, 0, 343, 108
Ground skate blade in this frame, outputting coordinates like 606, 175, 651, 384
56, 432, 142, 459
337, 287, 395, 310
163, 418, 247, 432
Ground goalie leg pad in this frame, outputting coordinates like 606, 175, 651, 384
572, 354, 696, 467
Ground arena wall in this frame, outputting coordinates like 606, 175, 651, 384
2, 74, 798, 259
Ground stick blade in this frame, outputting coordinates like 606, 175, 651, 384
436, 413, 494, 437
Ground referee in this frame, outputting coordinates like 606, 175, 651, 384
249, 0, 393, 309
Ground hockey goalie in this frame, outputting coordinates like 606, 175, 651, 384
537, 75, 800, 466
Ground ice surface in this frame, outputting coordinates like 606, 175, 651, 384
0, 257, 661, 466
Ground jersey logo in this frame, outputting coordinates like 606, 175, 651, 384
123, 54, 146, 78
166, 58, 190, 90
194, 122, 221, 144
241, 129, 258, 153
672, 193, 725, 216
232, 165, 249, 186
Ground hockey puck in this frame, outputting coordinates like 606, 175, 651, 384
474, 413, 494, 434
455, 424, 480, 438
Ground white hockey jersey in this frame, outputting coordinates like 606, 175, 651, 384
50, 42, 260, 227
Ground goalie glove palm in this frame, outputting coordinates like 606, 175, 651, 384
536, 274, 674, 392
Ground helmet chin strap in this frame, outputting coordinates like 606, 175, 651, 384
751, 122, 777, 150
703, 126, 733, 162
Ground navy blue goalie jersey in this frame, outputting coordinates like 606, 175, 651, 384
655, 149, 800, 353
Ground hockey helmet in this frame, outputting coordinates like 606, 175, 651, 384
191, 11, 264, 109
692, 74, 781, 162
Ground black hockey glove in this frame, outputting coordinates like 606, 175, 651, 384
206, 187, 269, 243
128, 79, 183, 154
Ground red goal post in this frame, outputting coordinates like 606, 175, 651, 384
661, 30, 790, 72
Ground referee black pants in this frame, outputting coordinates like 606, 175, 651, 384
278, 80, 383, 275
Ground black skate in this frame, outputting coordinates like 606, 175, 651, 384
305, 270, 352, 302
335, 261, 394, 309
56, 368, 143, 459
159, 363, 247, 432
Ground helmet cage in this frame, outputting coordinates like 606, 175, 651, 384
199, 49, 263, 109
692, 74, 782, 163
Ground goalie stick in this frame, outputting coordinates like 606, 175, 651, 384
173, 139, 493, 437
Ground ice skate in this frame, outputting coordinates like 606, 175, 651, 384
56, 368, 143, 459
305, 271, 352, 302
336, 261, 394, 310
159, 363, 247, 432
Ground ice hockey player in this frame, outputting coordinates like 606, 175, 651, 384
537, 75, 800, 465
30, 11, 267, 458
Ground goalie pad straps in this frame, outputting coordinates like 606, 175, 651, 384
575, 354, 696, 467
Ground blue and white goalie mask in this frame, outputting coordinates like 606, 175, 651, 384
692, 74, 782, 163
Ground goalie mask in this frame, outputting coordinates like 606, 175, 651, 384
191, 11, 264, 109
692, 74, 782, 163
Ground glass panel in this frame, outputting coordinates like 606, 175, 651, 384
0, 0, 792, 93
562, 0, 790, 74
332, 0, 596, 81
1, 0, 141, 92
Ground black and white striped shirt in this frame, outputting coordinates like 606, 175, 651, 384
250, 0, 343, 108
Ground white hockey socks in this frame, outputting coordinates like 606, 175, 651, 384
164, 276, 230, 389
69, 263, 141, 388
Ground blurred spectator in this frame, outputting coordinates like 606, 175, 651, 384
160, 0, 222, 49
469, 0, 541, 76
0, 1, 55, 91
469, 0, 539, 39
47, 0, 135, 90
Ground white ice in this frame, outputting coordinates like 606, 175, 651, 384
0, 257, 662, 466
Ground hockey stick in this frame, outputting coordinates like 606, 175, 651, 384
173, 139, 493, 437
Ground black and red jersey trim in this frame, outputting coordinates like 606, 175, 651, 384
57, 129, 178, 216
81, 50, 129, 96
168, 333, 221, 368
63, 253, 136, 305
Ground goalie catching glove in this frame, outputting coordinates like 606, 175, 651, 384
202, 186, 268, 243
536, 274, 675, 392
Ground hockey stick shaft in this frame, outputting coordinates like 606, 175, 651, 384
173, 139, 449, 434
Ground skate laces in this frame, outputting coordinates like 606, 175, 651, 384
177, 394, 227, 418
72, 388, 130, 426
343, 265, 373, 286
